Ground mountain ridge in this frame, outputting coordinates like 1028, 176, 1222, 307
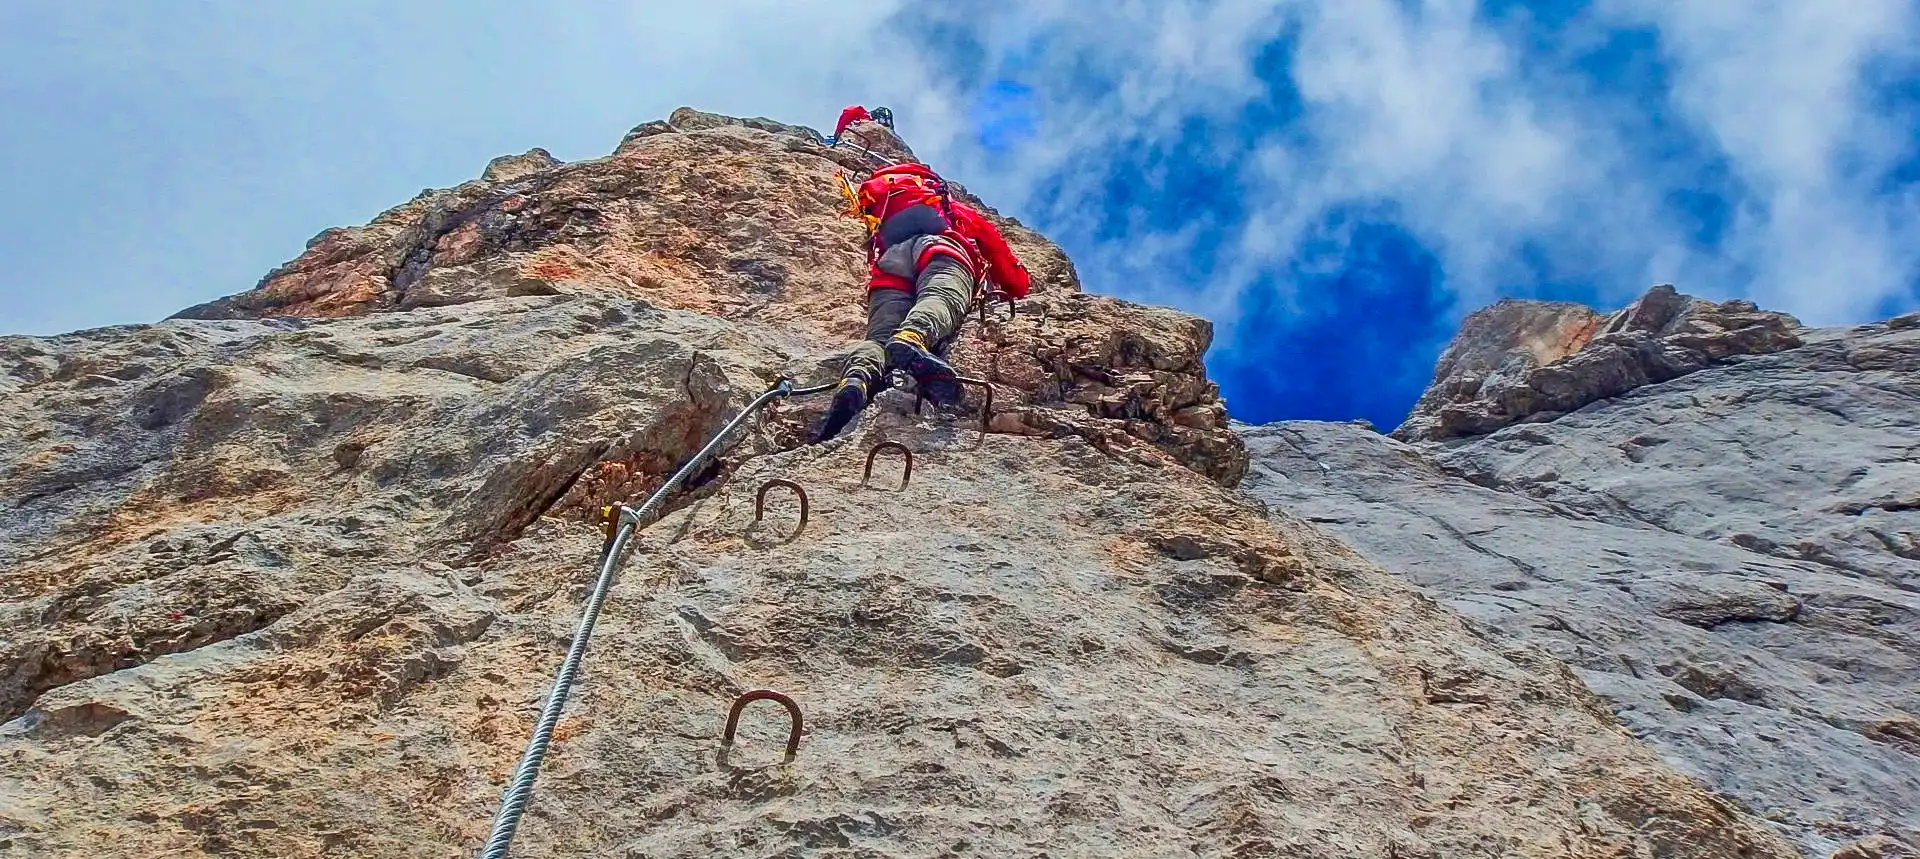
0, 108, 1857, 858
1243, 287, 1919, 856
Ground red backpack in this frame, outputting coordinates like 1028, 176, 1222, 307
855, 162, 954, 226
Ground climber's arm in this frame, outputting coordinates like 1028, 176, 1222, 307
954, 206, 1031, 299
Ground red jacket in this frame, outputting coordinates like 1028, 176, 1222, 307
833, 105, 872, 139
950, 204, 1031, 299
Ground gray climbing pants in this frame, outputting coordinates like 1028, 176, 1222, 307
844, 253, 975, 383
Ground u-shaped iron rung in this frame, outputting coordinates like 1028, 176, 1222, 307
955, 376, 993, 429
912, 376, 995, 430
754, 479, 808, 528
864, 442, 913, 489
722, 689, 803, 759
976, 292, 1017, 325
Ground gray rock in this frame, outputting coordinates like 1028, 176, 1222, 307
0, 292, 1799, 859
481, 148, 563, 184
0, 109, 1804, 859
1239, 313, 1920, 856
395, 257, 568, 310
1396, 285, 1806, 442
1395, 297, 1604, 441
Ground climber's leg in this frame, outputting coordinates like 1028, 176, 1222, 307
900, 256, 975, 346
885, 257, 974, 406
844, 287, 912, 383
815, 287, 912, 443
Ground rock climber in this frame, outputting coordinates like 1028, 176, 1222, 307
812, 160, 1033, 443
831, 106, 872, 142
828, 105, 895, 144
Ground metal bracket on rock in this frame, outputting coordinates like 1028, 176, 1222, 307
596, 504, 637, 556
832, 137, 896, 168
475, 374, 833, 859
721, 689, 804, 764
754, 479, 809, 530
976, 292, 1017, 325
864, 441, 913, 489
914, 376, 994, 430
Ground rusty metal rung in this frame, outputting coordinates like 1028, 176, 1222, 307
864, 441, 913, 489
954, 376, 994, 429
722, 689, 803, 760
754, 479, 808, 529
911, 377, 995, 431
974, 293, 1017, 325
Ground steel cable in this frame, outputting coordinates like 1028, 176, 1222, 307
476, 375, 825, 859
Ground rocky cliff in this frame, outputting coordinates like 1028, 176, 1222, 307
1393, 284, 1806, 442
1, 111, 1806, 858
1243, 287, 1920, 857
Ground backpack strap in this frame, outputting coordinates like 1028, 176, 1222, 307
879, 162, 954, 224
932, 173, 955, 224
848, 163, 963, 265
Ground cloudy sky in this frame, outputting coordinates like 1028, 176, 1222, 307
3, 0, 1917, 428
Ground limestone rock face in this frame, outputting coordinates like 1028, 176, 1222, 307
0, 110, 1799, 858
1395, 284, 1806, 441
1243, 312, 1920, 856
482, 148, 563, 184
166, 104, 1239, 488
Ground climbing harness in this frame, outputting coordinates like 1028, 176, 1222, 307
475, 375, 831, 859
835, 171, 881, 241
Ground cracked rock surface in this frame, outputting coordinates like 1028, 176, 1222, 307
0, 108, 1806, 858
1241, 310, 1920, 857
1394, 284, 1806, 443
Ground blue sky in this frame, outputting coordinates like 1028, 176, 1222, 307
4, 1, 1919, 430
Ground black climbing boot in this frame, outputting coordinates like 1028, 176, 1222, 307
812, 375, 872, 443
884, 330, 961, 407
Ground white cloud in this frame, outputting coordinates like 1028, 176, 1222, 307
604, 0, 916, 134
3, 0, 1915, 336
857, 0, 1920, 330
1598, 0, 1920, 322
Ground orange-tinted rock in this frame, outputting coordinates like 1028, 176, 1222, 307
1, 109, 1804, 859
1395, 284, 1805, 441
170, 108, 1243, 485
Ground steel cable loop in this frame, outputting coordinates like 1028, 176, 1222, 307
476, 375, 826, 859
